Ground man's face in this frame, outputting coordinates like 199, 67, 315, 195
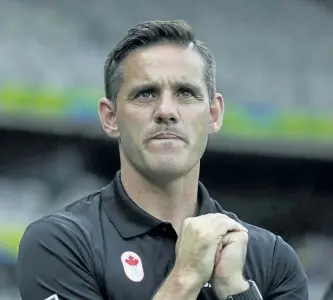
100, 44, 223, 179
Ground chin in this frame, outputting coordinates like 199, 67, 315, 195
145, 157, 194, 179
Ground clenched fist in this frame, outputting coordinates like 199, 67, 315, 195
211, 218, 249, 299
173, 213, 249, 297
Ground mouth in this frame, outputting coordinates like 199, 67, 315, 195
152, 133, 181, 140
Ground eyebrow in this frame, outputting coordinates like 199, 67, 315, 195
128, 81, 203, 98
172, 82, 203, 95
128, 83, 158, 98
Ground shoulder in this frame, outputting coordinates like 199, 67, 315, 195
219, 207, 277, 249
222, 208, 295, 258
19, 190, 103, 258
17, 193, 107, 299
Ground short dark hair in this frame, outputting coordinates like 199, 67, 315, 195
104, 20, 216, 105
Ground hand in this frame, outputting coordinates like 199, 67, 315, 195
211, 217, 249, 299
173, 213, 247, 292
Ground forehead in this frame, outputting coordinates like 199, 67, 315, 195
121, 44, 206, 88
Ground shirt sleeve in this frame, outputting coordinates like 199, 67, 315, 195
265, 236, 309, 300
17, 217, 104, 300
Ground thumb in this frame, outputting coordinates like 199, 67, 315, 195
214, 241, 223, 266
221, 230, 248, 247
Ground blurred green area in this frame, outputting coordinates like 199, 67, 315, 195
0, 226, 24, 258
1, 83, 332, 141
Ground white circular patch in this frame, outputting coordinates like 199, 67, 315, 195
120, 251, 144, 282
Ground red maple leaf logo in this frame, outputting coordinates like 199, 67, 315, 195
125, 255, 139, 266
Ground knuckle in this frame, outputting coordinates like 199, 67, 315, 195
183, 217, 195, 227
217, 215, 233, 227
218, 214, 232, 225
218, 214, 230, 220
207, 212, 221, 219
237, 230, 249, 241
198, 233, 211, 245
183, 218, 191, 226
183, 218, 200, 232
202, 213, 216, 221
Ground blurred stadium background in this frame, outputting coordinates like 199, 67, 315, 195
1, 0, 333, 299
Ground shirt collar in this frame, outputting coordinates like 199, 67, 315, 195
101, 171, 223, 239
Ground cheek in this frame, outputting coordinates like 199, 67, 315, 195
189, 114, 210, 137
117, 115, 145, 145
118, 123, 139, 142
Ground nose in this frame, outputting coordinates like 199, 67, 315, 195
153, 93, 179, 125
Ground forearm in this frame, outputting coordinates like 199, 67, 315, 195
153, 268, 202, 300
213, 277, 250, 300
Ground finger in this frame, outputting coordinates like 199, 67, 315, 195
228, 222, 248, 233
214, 241, 223, 266
221, 230, 249, 247
201, 214, 248, 233
222, 216, 248, 232
217, 216, 248, 236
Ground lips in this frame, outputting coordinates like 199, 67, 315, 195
146, 131, 187, 144
152, 133, 180, 140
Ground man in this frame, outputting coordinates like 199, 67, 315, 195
17, 20, 308, 299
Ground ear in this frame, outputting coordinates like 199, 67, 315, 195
208, 93, 224, 134
98, 98, 119, 139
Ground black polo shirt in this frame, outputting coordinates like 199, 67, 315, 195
17, 172, 308, 300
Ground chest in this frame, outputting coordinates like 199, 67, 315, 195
99, 232, 173, 299
97, 233, 218, 300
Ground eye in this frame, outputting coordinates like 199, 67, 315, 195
139, 91, 154, 98
178, 89, 194, 98
140, 91, 152, 98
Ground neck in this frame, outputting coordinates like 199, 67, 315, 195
120, 160, 200, 234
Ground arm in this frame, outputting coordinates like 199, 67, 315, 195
265, 236, 309, 300
17, 217, 103, 300
153, 265, 202, 300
